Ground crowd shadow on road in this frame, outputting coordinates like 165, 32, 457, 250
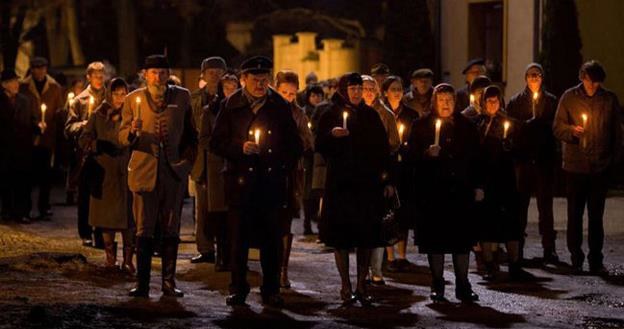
382, 264, 432, 287
214, 306, 318, 329
326, 285, 424, 329
113, 297, 197, 321
427, 301, 526, 328
178, 265, 262, 294
477, 273, 568, 300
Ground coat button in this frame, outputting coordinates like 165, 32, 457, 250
268, 148, 272, 153
268, 130, 272, 135
248, 167, 254, 172
268, 167, 272, 172
238, 177, 244, 185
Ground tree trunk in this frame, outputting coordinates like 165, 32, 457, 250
64, 0, 85, 66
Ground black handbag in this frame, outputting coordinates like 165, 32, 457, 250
381, 190, 402, 246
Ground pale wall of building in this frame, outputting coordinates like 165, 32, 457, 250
440, 0, 535, 101
577, 0, 624, 100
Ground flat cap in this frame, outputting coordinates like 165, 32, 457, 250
143, 54, 170, 70
201, 57, 227, 72
462, 58, 485, 74
370, 63, 390, 76
469, 75, 492, 93
240, 56, 272, 74
411, 68, 434, 79
30, 57, 49, 68
0, 69, 19, 82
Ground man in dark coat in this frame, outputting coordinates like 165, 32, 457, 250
456, 58, 486, 112
553, 60, 621, 275
403, 68, 434, 117
19, 57, 63, 220
119, 55, 198, 298
1, 69, 38, 223
65, 62, 107, 247
189, 56, 227, 264
210, 56, 302, 307
506, 63, 559, 263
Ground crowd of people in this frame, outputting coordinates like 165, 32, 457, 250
0, 53, 620, 307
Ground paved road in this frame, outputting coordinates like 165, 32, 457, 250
0, 187, 623, 328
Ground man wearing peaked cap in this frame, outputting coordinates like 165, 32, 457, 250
211, 55, 303, 307
189, 56, 228, 266
119, 54, 198, 298
404, 68, 434, 117
456, 58, 486, 112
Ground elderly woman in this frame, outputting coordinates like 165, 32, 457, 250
380, 75, 420, 273
316, 72, 391, 305
475, 86, 524, 280
406, 83, 481, 302
274, 70, 314, 288
79, 78, 135, 272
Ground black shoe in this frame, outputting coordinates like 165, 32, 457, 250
129, 237, 153, 298
456, 289, 479, 302
226, 294, 247, 306
340, 289, 356, 306
385, 260, 400, 273
354, 291, 374, 307
430, 291, 447, 303
82, 239, 93, 247
129, 287, 149, 298
15, 217, 31, 224
543, 250, 560, 264
162, 283, 184, 297
261, 294, 284, 308
161, 237, 183, 297
190, 252, 215, 264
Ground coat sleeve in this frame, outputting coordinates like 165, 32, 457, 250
553, 92, 579, 144
210, 104, 245, 160
178, 96, 198, 164
315, 107, 348, 158
118, 96, 136, 147
65, 97, 91, 140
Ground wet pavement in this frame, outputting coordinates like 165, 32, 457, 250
1, 187, 623, 328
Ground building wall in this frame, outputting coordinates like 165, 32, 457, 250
440, 0, 469, 89
505, 0, 535, 98
577, 0, 624, 100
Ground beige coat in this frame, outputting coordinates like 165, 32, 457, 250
197, 99, 227, 212
118, 86, 197, 193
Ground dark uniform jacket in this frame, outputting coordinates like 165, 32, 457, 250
210, 88, 303, 208
506, 87, 558, 165
553, 83, 622, 174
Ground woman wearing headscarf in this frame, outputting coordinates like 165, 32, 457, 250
474, 86, 525, 280
405, 83, 481, 302
316, 72, 391, 305
78, 78, 135, 272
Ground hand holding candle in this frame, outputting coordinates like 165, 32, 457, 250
434, 119, 442, 146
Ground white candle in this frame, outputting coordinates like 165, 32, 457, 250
532, 92, 539, 118
342, 111, 348, 129
470, 94, 475, 106
254, 129, 261, 145
88, 96, 95, 118
581, 113, 588, 148
581, 113, 588, 129
40, 103, 47, 124
503, 120, 510, 139
398, 123, 405, 143
135, 97, 142, 136
434, 119, 442, 146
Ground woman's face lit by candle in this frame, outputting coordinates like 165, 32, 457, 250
484, 96, 500, 117
526, 67, 543, 92
435, 92, 455, 118
276, 82, 298, 104
384, 80, 404, 107
111, 87, 127, 110
347, 84, 363, 106
362, 80, 377, 106
222, 81, 238, 98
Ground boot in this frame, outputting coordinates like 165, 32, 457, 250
129, 237, 153, 297
280, 234, 293, 288
121, 246, 136, 275
104, 240, 118, 269
161, 237, 184, 297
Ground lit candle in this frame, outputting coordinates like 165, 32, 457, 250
342, 111, 348, 129
88, 96, 95, 118
470, 94, 475, 106
503, 120, 510, 139
581, 113, 588, 129
254, 129, 261, 145
40, 103, 47, 124
398, 123, 405, 143
135, 97, 142, 136
434, 119, 442, 146
532, 92, 539, 118
67, 92, 75, 102
307, 122, 312, 130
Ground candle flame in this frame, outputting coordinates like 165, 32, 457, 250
533, 92, 539, 100
582, 113, 588, 123
67, 92, 75, 101
435, 119, 442, 129
398, 123, 405, 135
343, 111, 348, 120
136, 97, 141, 104
41, 103, 47, 112
307, 122, 312, 129
254, 129, 261, 144
470, 94, 475, 104
89, 96, 95, 104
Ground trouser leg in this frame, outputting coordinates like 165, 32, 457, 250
536, 165, 556, 251
587, 172, 608, 268
427, 254, 445, 293
566, 172, 588, 266
228, 208, 250, 296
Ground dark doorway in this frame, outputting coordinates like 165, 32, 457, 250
469, 1, 503, 82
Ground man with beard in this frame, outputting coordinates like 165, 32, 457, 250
119, 55, 197, 298
65, 61, 107, 247
20, 57, 63, 220
211, 56, 302, 307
